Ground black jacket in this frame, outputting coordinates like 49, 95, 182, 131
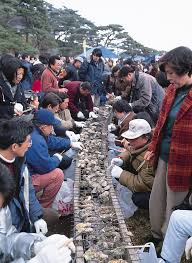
0, 72, 28, 119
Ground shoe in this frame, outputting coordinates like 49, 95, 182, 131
146, 236, 162, 247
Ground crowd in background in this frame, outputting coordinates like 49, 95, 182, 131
0, 46, 192, 263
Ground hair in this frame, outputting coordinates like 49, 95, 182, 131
54, 92, 69, 102
0, 163, 15, 207
41, 92, 62, 108
80, 81, 91, 91
123, 58, 133, 66
111, 65, 120, 77
118, 65, 135, 78
92, 48, 102, 57
133, 111, 154, 128
0, 56, 27, 84
48, 55, 60, 67
39, 55, 49, 65
21, 53, 30, 60
159, 46, 192, 76
155, 71, 170, 88
0, 118, 33, 149
113, 99, 132, 113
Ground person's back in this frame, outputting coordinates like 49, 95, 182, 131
133, 71, 164, 123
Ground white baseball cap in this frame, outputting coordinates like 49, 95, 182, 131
75, 56, 84, 63
121, 119, 151, 139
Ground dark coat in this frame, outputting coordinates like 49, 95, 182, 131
130, 72, 165, 123
66, 64, 79, 81
20, 60, 32, 90
0, 72, 28, 119
65, 81, 93, 114
79, 59, 105, 95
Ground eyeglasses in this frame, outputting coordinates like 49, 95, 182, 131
17, 137, 32, 147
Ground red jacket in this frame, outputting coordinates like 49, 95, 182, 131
65, 81, 93, 113
148, 84, 192, 191
41, 67, 59, 92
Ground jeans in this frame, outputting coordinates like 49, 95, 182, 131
161, 210, 192, 263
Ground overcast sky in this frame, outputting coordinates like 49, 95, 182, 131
46, 0, 192, 51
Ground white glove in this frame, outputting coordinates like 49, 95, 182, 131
34, 219, 48, 235
29, 244, 71, 263
111, 165, 123, 179
93, 107, 99, 113
34, 234, 75, 255
108, 123, 117, 132
114, 96, 122, 101
185, 236, 192, 260
66, 130, 80, 142
89, 111, 98, 119
71, 141, 84, 150
111, 158, 123, 167
77, 111, 85, 119
74, 121, 86, 128
53, 153, 63, 161
14, 103, 23, 115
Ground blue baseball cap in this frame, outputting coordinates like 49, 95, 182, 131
34, 109, 61, 126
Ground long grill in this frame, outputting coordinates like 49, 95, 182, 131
73, 107, 142, 262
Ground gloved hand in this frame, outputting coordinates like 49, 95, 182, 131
77, 111, 85, 119
66, 130, 80, 142
111, 165, 123, 179
71, 141, 84, 150
89, 111, 98, 119
34, 234, 75, 255
93, 107, 99, 113
34, 219, 48, 235
59, 88, 68, 93
185, 236, 192, 260
14, 103, 23, 116
114, 96, 122, 101
53, 153, 63, 161
111, 158, 123, 167
108, 123, 117, 132
74, 121, 86, 128
29, 244, 71, 263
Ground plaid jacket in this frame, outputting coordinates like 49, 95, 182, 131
148, 84, 192, 191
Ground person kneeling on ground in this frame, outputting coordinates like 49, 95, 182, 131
108, 99, 135, 144
110, 119, 154, 209
65, 81, 97, 120
0, 163, 74, 263
55, 92, 86, 133
26, 109, 84, 208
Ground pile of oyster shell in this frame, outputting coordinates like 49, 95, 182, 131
75, 108, 128, 262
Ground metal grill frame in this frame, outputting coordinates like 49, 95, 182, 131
73, 107, 142, 263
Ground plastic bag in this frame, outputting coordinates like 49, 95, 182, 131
52, 179, 74, 216
116, 183, 137, 218
138, 242, 161, 263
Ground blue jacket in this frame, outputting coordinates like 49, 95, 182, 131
20, 60, 32, 90
26, 128, 71, 175
0, 157, 43, 233
79, 59, 105, 95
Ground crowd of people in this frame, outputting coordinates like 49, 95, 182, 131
0, 46, 192, 263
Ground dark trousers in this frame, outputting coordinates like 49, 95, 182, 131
132, 192, 151, 209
